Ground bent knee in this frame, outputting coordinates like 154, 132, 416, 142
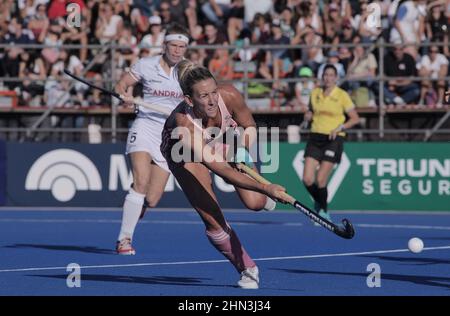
243, 195, 266, 211
303, 177, 315, 187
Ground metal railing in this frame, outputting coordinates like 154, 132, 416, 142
0, 40, 449, 142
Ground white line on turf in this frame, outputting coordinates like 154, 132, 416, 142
0, 246, 449, 273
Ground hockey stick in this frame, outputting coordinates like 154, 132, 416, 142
63, 69, 172, 116
236, 163, 355, 239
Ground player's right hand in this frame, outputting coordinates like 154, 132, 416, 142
264, 184, 289, 204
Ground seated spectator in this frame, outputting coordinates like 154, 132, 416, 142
280, 6, 295, 39
139, 15, 165, 57
355, 0, 382, 43
383, 45, 420, 106
19, 51, 46, 106
2, 16, 36, 90
117, 24, 139, 71
266, 19, 290, 83
291, 66, 315, 111
426, 2, 447, 42
186, 49, 202, 65
416, 45, 449, 108
196, 22, 229, 67
323, 2, 341, 50
227, 0, 245, 44
51, 49, 87, 106
317, 50, 345, 80
339, 18, 356, 44
167, 0, 189, 29
158, 1, 173, 27
389, 0, 426, 59
27, 3, 49, 43
201, 0, 231, 28
95, 2, 123, 44
250, 12, 270, 44
344, 38, 378, 106
209, 49, 234, 80
295, 26, 324, 74
296, 0, 323, 36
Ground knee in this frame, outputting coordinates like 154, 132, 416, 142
146, 192, 163, 208
245, 199, 265, 212
303, 176, 315, 187
132, 176, 150, 194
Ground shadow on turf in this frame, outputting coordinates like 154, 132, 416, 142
28, 274, 236, 288
272, 268, 450, 290
4, 244, 114, 255
362, 255, 450, 266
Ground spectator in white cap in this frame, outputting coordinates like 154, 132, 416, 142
140, 15, 165, 57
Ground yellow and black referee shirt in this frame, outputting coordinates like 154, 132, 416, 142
309, 86, 354, 136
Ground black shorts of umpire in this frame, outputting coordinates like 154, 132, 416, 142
304, 133, 344, 164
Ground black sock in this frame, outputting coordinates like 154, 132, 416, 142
304, 183, 319, 202
317, 187, 328, 212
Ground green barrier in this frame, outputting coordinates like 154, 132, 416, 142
263, 143, 450, 211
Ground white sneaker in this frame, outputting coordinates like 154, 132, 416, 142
393, 96, 406, 106
116, 237, 136, 255
238, 266, 259, 289
263, 197, 276, 211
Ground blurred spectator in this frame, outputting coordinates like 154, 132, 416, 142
1, 16, 36, 90
355, 0, 382, 43
317, 50, 346, 80
158, 1, 173, 26
140, 15, 165, 56
27, 4, 50, 43
323, 2, 342, 49
292, 66, 315, 111
426, 2, 448, 42
389, 0, 426, 59
51, 49, 87, 106
19, 50, 46, 106
114, 0, 132, 26
339, 18, 356, 44
296, 0, 323, 36
117, 24, 139, 70
185, 0, 199, 40
196, 22, 229, 67
227, 0, 245, 44
294, 26, 324, 73
186, 49, 202, 65
209, 49, 234, 80
279, 6, 295, 39
167, 0, 189, 29
416, 45, 448, 108
201, 0, 232, 28
48, 0, 86, 20
266, 19, 290, 86
345, 37, 378, 106
95, 1, 123, 44
60, 11, 89, 62
383, 45, 420, 106
250, 13, 270, 44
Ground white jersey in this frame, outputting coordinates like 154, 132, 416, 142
129, 55, 184, 124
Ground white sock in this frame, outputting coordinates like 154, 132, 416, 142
118, 188, 145, 241
263, 197, 276, 211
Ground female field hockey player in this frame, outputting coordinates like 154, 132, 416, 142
160, 60, 286, 289
114, 23, 189, 255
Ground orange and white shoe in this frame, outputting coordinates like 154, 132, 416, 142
116, 238, 136, 255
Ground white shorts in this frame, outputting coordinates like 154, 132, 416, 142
126, 118, 169, 172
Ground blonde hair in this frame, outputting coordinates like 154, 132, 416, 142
176, 59, 216, 96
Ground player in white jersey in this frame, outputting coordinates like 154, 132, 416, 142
114, 24, 190, 255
